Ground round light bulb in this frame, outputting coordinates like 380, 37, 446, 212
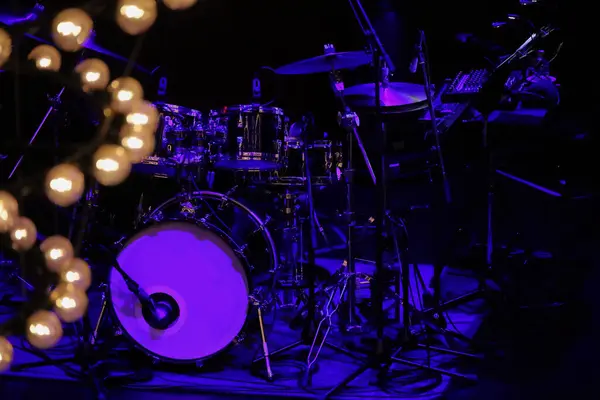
75, 58, 110, 92
50, 283, 89, 323
125, 101, 159, 130
0, 28, 12, 67
9, 217, 37, 251
116, 0, 158, 36
40, 235, 74, 272
0, 190, 18, 233
45, 163, 85, 207
108, 77, 143, 114
0, 336, 13, 373
163, 0, 198, 10
26, 310, 63, 349
28, 45, 62, 72
119, 126, 156, 163
51, 8, 93, 52
59, 258, 92, 291
93, 144, 132, 186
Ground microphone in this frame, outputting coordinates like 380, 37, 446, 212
252, 74, 261, 104
409, 30, 425, 74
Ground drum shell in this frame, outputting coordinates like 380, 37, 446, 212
216, 105, 286, 169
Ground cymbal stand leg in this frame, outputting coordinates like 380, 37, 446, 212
257, 306, 274, 381
306, 277, 349, 382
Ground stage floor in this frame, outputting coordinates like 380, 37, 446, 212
0, 263, 487, 399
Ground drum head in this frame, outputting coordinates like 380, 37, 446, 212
110, 221, 250, 362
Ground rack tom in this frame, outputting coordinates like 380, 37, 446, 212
214, 105, 286, 171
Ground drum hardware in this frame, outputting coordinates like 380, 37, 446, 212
327, 54, 378, 334
252, 111, 359, 384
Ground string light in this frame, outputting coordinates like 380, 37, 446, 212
108, 77, 144, 113
59, 258, 92, 291
51, 8, 93, 52
0, 191, 18, 233
120, 127, 156, 163
28, 45, 62, 72
45, 164, 85, 207
75, 59, 110, 92
26, 310, 63, 349
0, 28, 11, 67
163, 0, 198, 10
0, 336, 13, 373
9, 217, 37, 252
126, 101, 159, 131
93, 144, 132, 186
40, 236, 74, 272
50, 283, 89, 323
116, 0, 158, 36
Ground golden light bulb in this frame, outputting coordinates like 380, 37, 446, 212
163, 0, 198, 10
75, 59, 110, 92
45, 163, 85, 207
26, 310, 63, 349
119, 126, 156, 163
0, 336, 13, 373
0, 28, 12, 67
108, 77, 144, 114
116, 0, 158, 36
40, 235, 74, 272
51, 8, 93, 52
59, 258, 92, 291
9, 217, 37, 251
93, 144, 132, 186
0, 190, 18, 233
50, 283, 89, 323
125, 101, 159, 130
28, 45, 62, 72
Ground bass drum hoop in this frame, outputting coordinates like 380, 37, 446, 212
108, 190, 278, 364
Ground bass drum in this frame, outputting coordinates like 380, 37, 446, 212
109, 191, 277, 363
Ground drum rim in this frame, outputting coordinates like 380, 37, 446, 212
226, 104, 284, 115
107, 190, 278, 364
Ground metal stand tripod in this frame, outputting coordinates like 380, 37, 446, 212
252, 115, 363, 385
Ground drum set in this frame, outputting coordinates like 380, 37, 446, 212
90, 46, 432, 378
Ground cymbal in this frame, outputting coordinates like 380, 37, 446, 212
343, 82, 428, 110
275, 51, 372, 75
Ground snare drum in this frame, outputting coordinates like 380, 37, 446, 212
275, 139, 343, 186
214, 105, 286, 171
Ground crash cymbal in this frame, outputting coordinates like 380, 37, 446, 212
275, 51, 372, 75
343, 82, 428, 110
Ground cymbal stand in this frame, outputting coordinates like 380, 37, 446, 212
325, 44, 377, 332
252, 115, 363, 385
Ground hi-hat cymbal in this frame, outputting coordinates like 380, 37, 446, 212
343, 82, 428, 110
275, 51, 372, 75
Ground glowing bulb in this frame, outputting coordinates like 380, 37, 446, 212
0, 336, 13, 373
0, 29, 11, 67
9, 217, 37, 251
163, 0, 198, 10
51, 8, 93, 52
125, 101, 158, 130
50, 283, 89, 323
116, 0, 158, 36
40, 235, 74, 272
26, 310, 63, 349
93, 144, 132, 186
0, 191, 18, 233
45, 163, 85, 207
28, 45, 61, 72
59, 258, 92, 291
119, 126, 156, 163
75, 59, 110, 92
108, 77, 143, 113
